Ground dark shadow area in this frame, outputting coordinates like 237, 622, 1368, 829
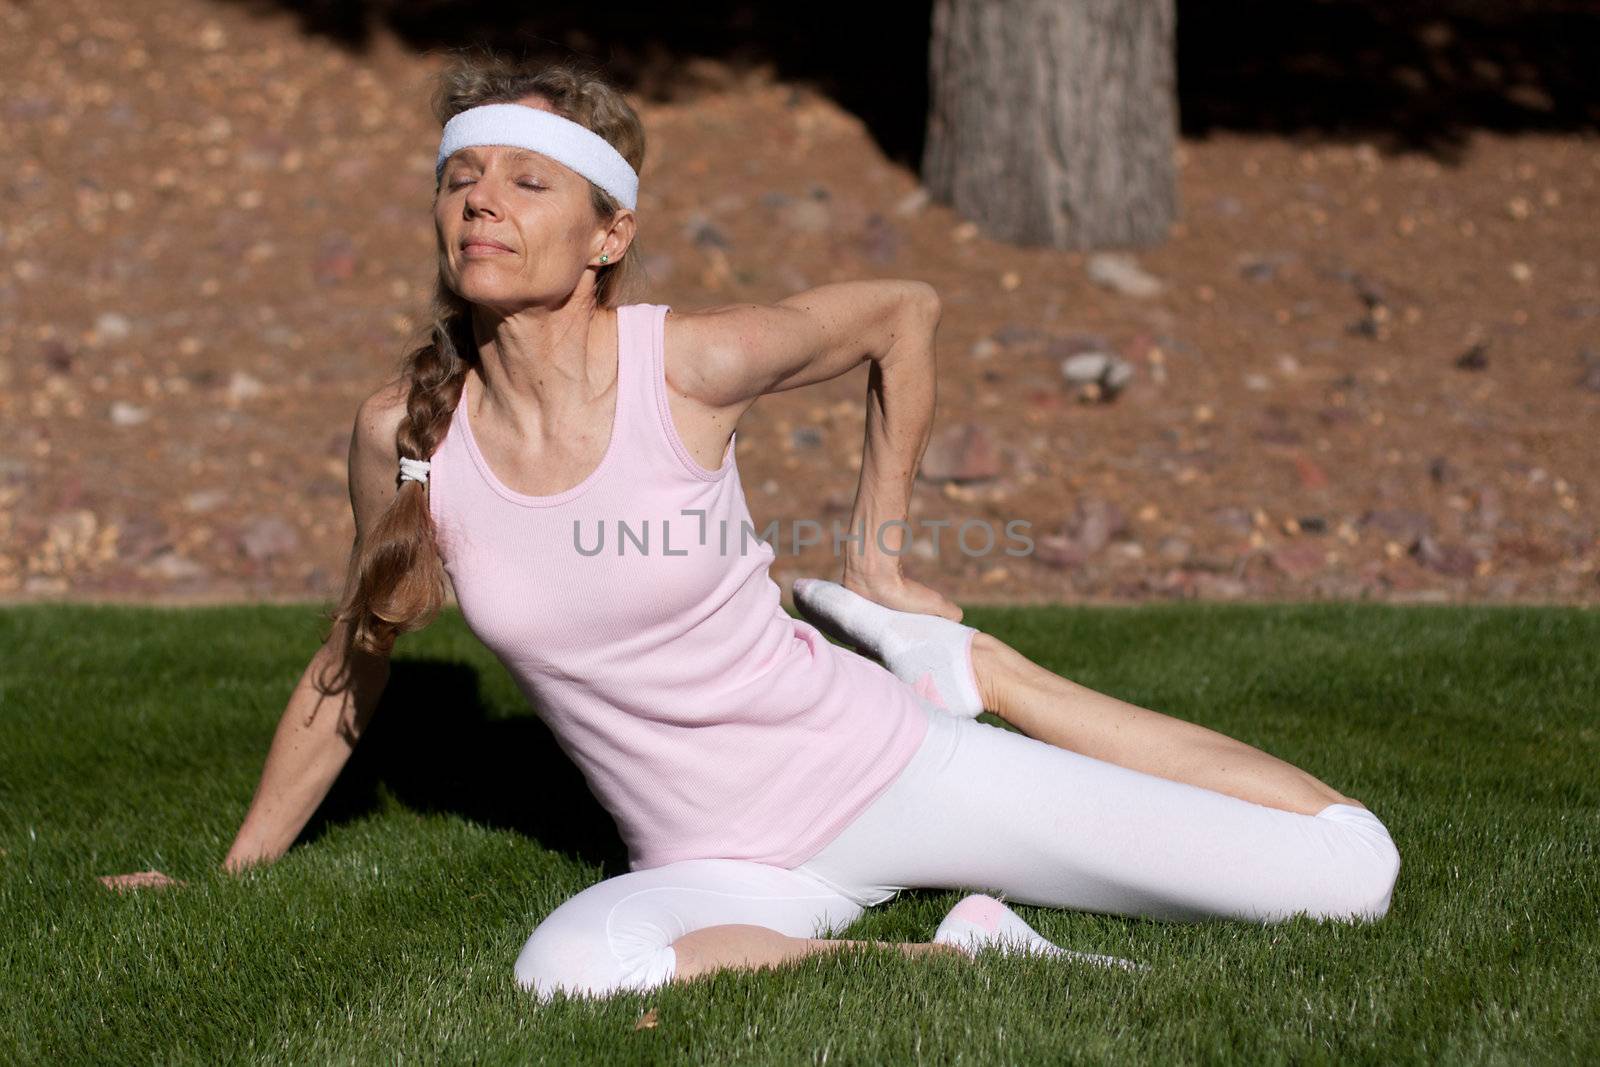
298, 658, 631, 876
224, 0, 1598, 166
1176, 0, 1600, 159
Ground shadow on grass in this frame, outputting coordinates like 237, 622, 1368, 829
297, 658, 631, 876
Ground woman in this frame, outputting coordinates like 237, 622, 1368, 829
222, 54, 1399, 1001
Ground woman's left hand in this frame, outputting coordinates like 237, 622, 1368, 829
840, 566, 964, 622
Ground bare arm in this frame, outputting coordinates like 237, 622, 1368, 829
221, 623, 390, 871
670, 280, 952, 614
222, 380, 408, 873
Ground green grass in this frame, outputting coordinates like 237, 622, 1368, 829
3, 602, 1597, 1065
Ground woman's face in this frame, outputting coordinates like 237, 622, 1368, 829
433, 96, 621, 311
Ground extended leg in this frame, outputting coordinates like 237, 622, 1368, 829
969, 632, 1360, 815
792, 703, 1401, 925
792, 577, 1359, 816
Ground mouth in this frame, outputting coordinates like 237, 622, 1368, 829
461, 237, 515, 255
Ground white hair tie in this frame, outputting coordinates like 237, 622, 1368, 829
399, 457, 431, 485
435, 103, 639, 211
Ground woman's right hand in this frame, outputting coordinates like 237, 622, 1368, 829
99, 869, 187, 892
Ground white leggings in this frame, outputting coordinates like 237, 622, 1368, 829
514, 701, 1401, 1000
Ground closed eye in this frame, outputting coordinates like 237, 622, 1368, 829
446, 179, 545, 191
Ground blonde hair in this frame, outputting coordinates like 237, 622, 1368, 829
323, 49, 648, 658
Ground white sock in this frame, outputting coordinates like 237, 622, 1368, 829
934, 894, 1144, 972
792, 578, 985, 719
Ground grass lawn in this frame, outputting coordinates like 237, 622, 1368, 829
2, 601, 1597, 1064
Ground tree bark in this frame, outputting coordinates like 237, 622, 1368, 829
924, 0, 1178, 249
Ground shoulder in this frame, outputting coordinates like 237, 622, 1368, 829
658, 300, 815, 411
659, 303, 757, 412
354, 377, 409, 455
347, 377, 410, 542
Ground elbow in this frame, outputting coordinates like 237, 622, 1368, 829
898, 280, 941, 325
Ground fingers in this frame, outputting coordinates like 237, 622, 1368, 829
99, 869, 187, 892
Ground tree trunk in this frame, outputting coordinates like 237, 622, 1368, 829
924, 0, 1178, 250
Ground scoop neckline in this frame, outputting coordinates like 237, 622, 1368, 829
456, 313, 623, 509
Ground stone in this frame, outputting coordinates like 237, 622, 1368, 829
238, 515, 300, 561
1085, 253, 1165, 298
1059, 352, 1135, 399
227, 371, 265, 404
184, 489, 228, 513
109, 401, 150, 427
918, 423, 1002, 483
1578, 348, 1600, 392
1359, 508, 1433, 542
1068, 496, 1127, 554
1410, 535, 1480, 576
1454, 342, 1489, 371
1210, 507, 1254, 536
145, 550, 208, 581
1268, 542, 1326, 579
95, 312, 132, 341
1156, 536, 1193, 564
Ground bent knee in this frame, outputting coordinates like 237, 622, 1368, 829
513, 920, 677, 1002
1310, 823, 1402, 923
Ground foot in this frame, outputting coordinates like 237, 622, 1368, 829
792, 577, 985, 719
934, 894, 1144, 972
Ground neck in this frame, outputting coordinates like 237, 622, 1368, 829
467, 302, 616, 435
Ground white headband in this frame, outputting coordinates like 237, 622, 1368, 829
435, 103, 639, 211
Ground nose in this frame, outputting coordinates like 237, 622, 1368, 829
463, 177, 503, 219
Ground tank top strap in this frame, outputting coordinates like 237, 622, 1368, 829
615, 301, 660, 441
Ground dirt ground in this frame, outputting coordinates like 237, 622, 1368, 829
3, 0, 1597, 609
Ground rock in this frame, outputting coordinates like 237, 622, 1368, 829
1156, 536, 1193, 564
1359, 508, 1433, 542
993, 323, 1047, 346
41, 340, 73, 373
1428, 456, 1455, 484
685, 216, 729, 249
144, 550, 208, 581
789, 426, 822, 450
1454, 341, 1489, 371
184, 489, 228, 513
116, 515, 171, 563
918, 423, 1002, 483
109, 401, 150, 427
1033, 534, 1086, 569
1410, 535, 1479, 576
893, 188, 930, 216
1468, 487, 1503, 531
1578, 348, 1600, 392
1068, 496, 1127, 554
1268, 542, 1326, 579
313, 233, 357, 284
1193, 572, 1248, 599
227, 371, 265, 404
777, 198, 831, 234
95, 312, 132, 342
1085, 253, 1165, 298
858, 213, 900, 265
1295, 454, 1329, 490
1059, 352, 1135, 400
1210, 507, 1254, 536
238, 515, 300, 561
1296, 515, 1328, 534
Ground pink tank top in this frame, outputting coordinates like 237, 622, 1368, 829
426, 302, 930, 871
